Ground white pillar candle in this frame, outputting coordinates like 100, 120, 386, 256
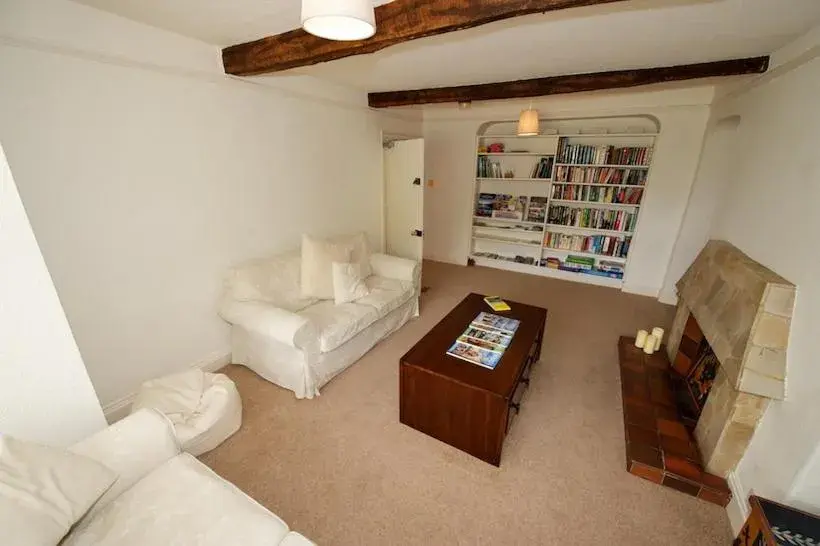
635, 330, 649, 348
651, 327, 665, 350
643, 335, 657, 354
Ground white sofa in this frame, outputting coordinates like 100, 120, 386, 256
63, 409, 314, 546
219, 249, 420, 398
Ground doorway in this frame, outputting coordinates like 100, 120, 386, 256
383, 137, 424, 262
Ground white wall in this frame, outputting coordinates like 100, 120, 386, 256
0, 0, 384, 408
705, 52, 820, 520
421, 88, 713, 297
659, 115, 740, 303
0, 142, 106, 446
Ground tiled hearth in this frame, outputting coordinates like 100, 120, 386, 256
618, 337, 731, 506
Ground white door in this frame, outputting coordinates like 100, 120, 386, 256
384, 138, 424, 261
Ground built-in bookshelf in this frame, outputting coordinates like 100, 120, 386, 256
471, 128, 656, 288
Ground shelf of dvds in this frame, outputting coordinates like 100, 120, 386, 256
471, 128, 655, 288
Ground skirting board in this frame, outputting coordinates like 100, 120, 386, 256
726, 470, 751, 535
102, 351, 231, 424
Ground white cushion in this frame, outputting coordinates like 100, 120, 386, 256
0, 435, 117, 546
298, 300, 380, 353
355, 276, 416, 317
332, 261, 370, 305
343, 231, 372, 278
70, 409, 180, 517
298, 276, 415, 353
130, 371, 242, 457
62, 454, 290, 546
300, 235, 353, 300
225, 251, 317, 312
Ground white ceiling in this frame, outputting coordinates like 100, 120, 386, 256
71, 0, 820, 92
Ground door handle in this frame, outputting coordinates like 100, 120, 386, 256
410, 229, 423, 237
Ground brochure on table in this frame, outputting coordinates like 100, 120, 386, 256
446, 312, 521, 370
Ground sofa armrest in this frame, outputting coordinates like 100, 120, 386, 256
369, 253, 420, 284
70, 409, 180, 512
220, 300, 313, 350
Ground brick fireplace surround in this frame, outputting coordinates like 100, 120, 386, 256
618, 240, 795, 505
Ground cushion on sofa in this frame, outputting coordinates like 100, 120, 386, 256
300, 235, 353, 300
226, 251, 317, 312
62, 453, 290, 546
0, 435, 117, 546
297, 275, 415, 353
298, 300, 380, 353
332, 261, 370, 304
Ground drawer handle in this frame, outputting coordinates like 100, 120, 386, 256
510, 402, 520, 414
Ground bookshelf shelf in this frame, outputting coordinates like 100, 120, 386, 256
477, 152, 553, 156
550, 199, 640, 208
555, 163, 650, 169
471, 129, 655, 289
552, 182, 645, 188
473, 236, 543, 248
470, 255, 624, 288
473, 225, 544, 235
477, 177, 552, 182
545, 224, 634, 236
472, 216, 542, 226
542, 247, 627, 263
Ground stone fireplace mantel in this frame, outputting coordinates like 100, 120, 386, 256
666, 240, 795, 476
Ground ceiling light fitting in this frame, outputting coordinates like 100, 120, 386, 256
517, 104, 540, 136
301, 0, 376, 41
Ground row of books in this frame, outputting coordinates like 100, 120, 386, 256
551, 184, 643, 205
473, 220, 543, 232
475, 193, 548, 223
476, 156, 503, 178
557, 139, 653, 166
553, 166, 647, 186
547, 205, 638, 232
542, 256, 625, 279
529, 156, 554, 179
446, 312, 521, 370
472, 253, 625, 279
544, 232, 632, 258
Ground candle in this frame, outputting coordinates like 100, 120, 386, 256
635, 330, 649, 348
651, 327, 665, 351
643, 335, 657, 354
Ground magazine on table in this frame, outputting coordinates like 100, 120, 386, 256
446, 312, 521, 370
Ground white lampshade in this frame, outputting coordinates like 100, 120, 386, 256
517, 108, 540, 136
302, 0, 376, 41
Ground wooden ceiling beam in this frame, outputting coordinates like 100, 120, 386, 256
222, 0, 628, 76
367, 57, 770, 107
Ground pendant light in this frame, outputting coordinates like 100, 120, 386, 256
517, 102, 540, 136
301, 0, 376, 41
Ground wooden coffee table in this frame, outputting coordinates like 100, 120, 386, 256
399, 293, 547, 466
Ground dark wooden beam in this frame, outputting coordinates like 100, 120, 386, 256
367, 57, 770, 107
222, 0, 627, 76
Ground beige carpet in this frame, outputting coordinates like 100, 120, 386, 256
201, 260, 731, 545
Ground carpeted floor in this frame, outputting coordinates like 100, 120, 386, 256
201, 260, 731, 545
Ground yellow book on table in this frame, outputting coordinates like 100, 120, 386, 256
483, 296, 511, 312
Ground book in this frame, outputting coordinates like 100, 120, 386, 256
492, 195, 527, 220
473, 312, 520, 334
483, 296, 511, 312
525, 196, 547, 223
445, 312, 521, 370
475, 193, 496, 217
446, 341, 503, 370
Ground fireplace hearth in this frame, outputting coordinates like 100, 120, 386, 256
618, 240, 795, 504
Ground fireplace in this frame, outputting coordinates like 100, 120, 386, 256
618, 240, 795, 505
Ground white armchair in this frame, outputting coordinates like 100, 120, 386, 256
64, 409, 314, 545
220, 250, 420, 398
